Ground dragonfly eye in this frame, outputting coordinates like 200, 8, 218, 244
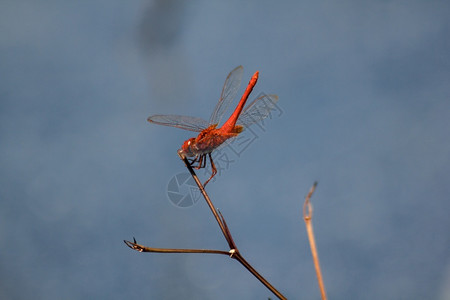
180, 138, 196, 157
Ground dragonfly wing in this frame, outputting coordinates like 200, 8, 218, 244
209, 66, 243, 126
147, 114, 209, 132
237, 94, 279, 127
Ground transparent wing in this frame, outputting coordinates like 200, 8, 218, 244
209, 66, 243, 126
237, 94, 279, 127
147, 114, 209, 132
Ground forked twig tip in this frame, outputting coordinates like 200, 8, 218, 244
303, 182, 318, 219
124, 237, 145, 252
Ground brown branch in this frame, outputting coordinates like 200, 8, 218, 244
125, 153, 287, 299
123, 238, 230, 256
178, 153, 287, 300
123, 238, 286, 299
217, 209, 237, 250
232, 251, 286, 300
178, 152, 233, 248
303, 182, 327, 300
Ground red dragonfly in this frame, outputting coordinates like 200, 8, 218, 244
148, 66, 278, 186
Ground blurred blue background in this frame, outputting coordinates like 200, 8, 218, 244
1, 1, 449, 299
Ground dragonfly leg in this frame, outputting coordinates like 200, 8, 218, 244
190, 154, 207, 170
199, 155, 207, 169
188, 155, 201, 169
187, 156, 197, 166
203, 153, 217, 187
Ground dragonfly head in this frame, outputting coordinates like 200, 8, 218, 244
178, 138, 196, 158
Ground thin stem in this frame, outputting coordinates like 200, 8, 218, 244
178, 154, 233, 249
218, 209, 237, 250
303, 182, 327, 300
124, 238, 230, 256
178, 153, 287, 300
232, 252, 287, 300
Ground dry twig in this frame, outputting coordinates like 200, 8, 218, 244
303, 182, 327, 300
124, 153, 287, 300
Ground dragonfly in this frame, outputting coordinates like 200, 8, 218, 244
148, 66, 278, 186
